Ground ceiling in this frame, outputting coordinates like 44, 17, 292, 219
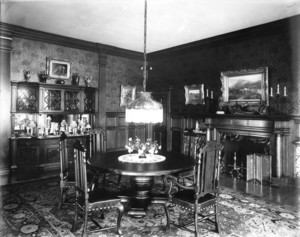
1, 0, 300, 53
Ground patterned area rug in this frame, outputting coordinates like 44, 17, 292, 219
0, 175, 299, 237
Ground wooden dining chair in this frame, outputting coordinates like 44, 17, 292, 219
167, 141, 221, 237
164, 134, 207, 189
73, 140, 124, 236
58, 132, 75, 209
58, 132, 100, 209
87, 128, 106, 186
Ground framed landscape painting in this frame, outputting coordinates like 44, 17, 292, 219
184, 84, 204, 105
219, 67, 269, 114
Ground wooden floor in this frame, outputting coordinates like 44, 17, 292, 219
220, 174, 300, 209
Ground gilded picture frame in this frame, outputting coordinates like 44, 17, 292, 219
47, 58, 71, 80
184, 84, 204, 105
219, 67, 269, 114
120, 85, 136, 107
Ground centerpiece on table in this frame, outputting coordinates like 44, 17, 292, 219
125, 136, 161, 158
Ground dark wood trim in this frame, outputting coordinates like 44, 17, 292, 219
0, 22, 143, 60
106, 112, 125, 117
148, 15, 299, 59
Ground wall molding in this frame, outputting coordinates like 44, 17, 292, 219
148, 15, 299, 59
0, 22, 143, 60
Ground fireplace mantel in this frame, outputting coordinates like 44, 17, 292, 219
205, 114, 290, 137
205, 114, 291, 178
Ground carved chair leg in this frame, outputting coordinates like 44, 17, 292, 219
161, 175, 167, 191
116, 203, 124, 236
194, 205, 199, 237
163, 202, 170, 230
214, 204, 219, 233
82, 208, 88, 237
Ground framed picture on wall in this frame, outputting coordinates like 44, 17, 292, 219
219, 67, 269, 114
47, 58, 71, 80
221, 67, 268, 104
120, 85, 136, 107
184, 84, 204, 105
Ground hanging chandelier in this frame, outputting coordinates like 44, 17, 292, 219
125, 0, 163, 124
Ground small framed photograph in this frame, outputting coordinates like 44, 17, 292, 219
47, 58, 71, 80
120, 85, 136, 107
184, 84, 204, 105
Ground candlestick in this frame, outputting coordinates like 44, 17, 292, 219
277, 84, 280, 95
211, 91, 213, 99
284, 86, 287, 97
201, 84, 204, 99
270, 87, 273, 97
206, 89, 209, 97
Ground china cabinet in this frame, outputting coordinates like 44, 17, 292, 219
10, 81, 98, 181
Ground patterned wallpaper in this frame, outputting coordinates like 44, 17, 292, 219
11, 38, 99, 88
105, 55, 143, 112
149, 29, 299, 116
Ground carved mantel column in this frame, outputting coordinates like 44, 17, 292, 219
293, 117, 300, 178
274, 122, 290, 178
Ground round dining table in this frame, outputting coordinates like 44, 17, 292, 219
89, 150, 195, 217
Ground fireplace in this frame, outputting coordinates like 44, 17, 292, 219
221, 135, 269, 178
205, 115, 290, 179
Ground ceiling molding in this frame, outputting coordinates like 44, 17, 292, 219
0, 22, 143, 60
148, 15, 299, 59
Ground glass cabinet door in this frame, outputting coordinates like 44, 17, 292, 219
43, 89, 62, 111
17, 86, 39, 112
65, 90, 80, 112
84, 88, 96, 113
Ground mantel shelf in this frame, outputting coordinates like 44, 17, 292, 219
175, 112, 291, 121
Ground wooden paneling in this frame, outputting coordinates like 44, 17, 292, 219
106, 112, 147, 151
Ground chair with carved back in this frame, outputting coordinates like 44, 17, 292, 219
58, 132, 75, 209
167, 140, 222, 237
73, 140, 124, 236
87, 128, 107, 186
58, 131, 100, 209
164, 132, 207, 189
88, 128, 123, 186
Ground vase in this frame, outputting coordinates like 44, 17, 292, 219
24, 71, 31, 82
39, 75, 48, 83
72, 74, 80, 85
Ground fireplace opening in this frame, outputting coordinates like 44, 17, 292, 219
222, 135, 269, 179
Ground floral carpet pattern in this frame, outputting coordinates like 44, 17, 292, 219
0, 175, 299, 237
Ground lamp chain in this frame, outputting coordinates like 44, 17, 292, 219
143, 0, 147, 92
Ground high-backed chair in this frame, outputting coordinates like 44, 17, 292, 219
73, 141, 124, 236
87, 128, 106, 185
167, 141, 221, 237
58, 131, 101, 209
58, 132, 75, 209
164, 134, 207, 188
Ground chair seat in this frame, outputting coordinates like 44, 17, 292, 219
86, 189, 121, 204
172, 190, 216, 210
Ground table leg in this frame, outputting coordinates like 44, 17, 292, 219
127, 176, 154, 217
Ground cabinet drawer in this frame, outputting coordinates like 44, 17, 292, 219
17, 139, 40, 146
